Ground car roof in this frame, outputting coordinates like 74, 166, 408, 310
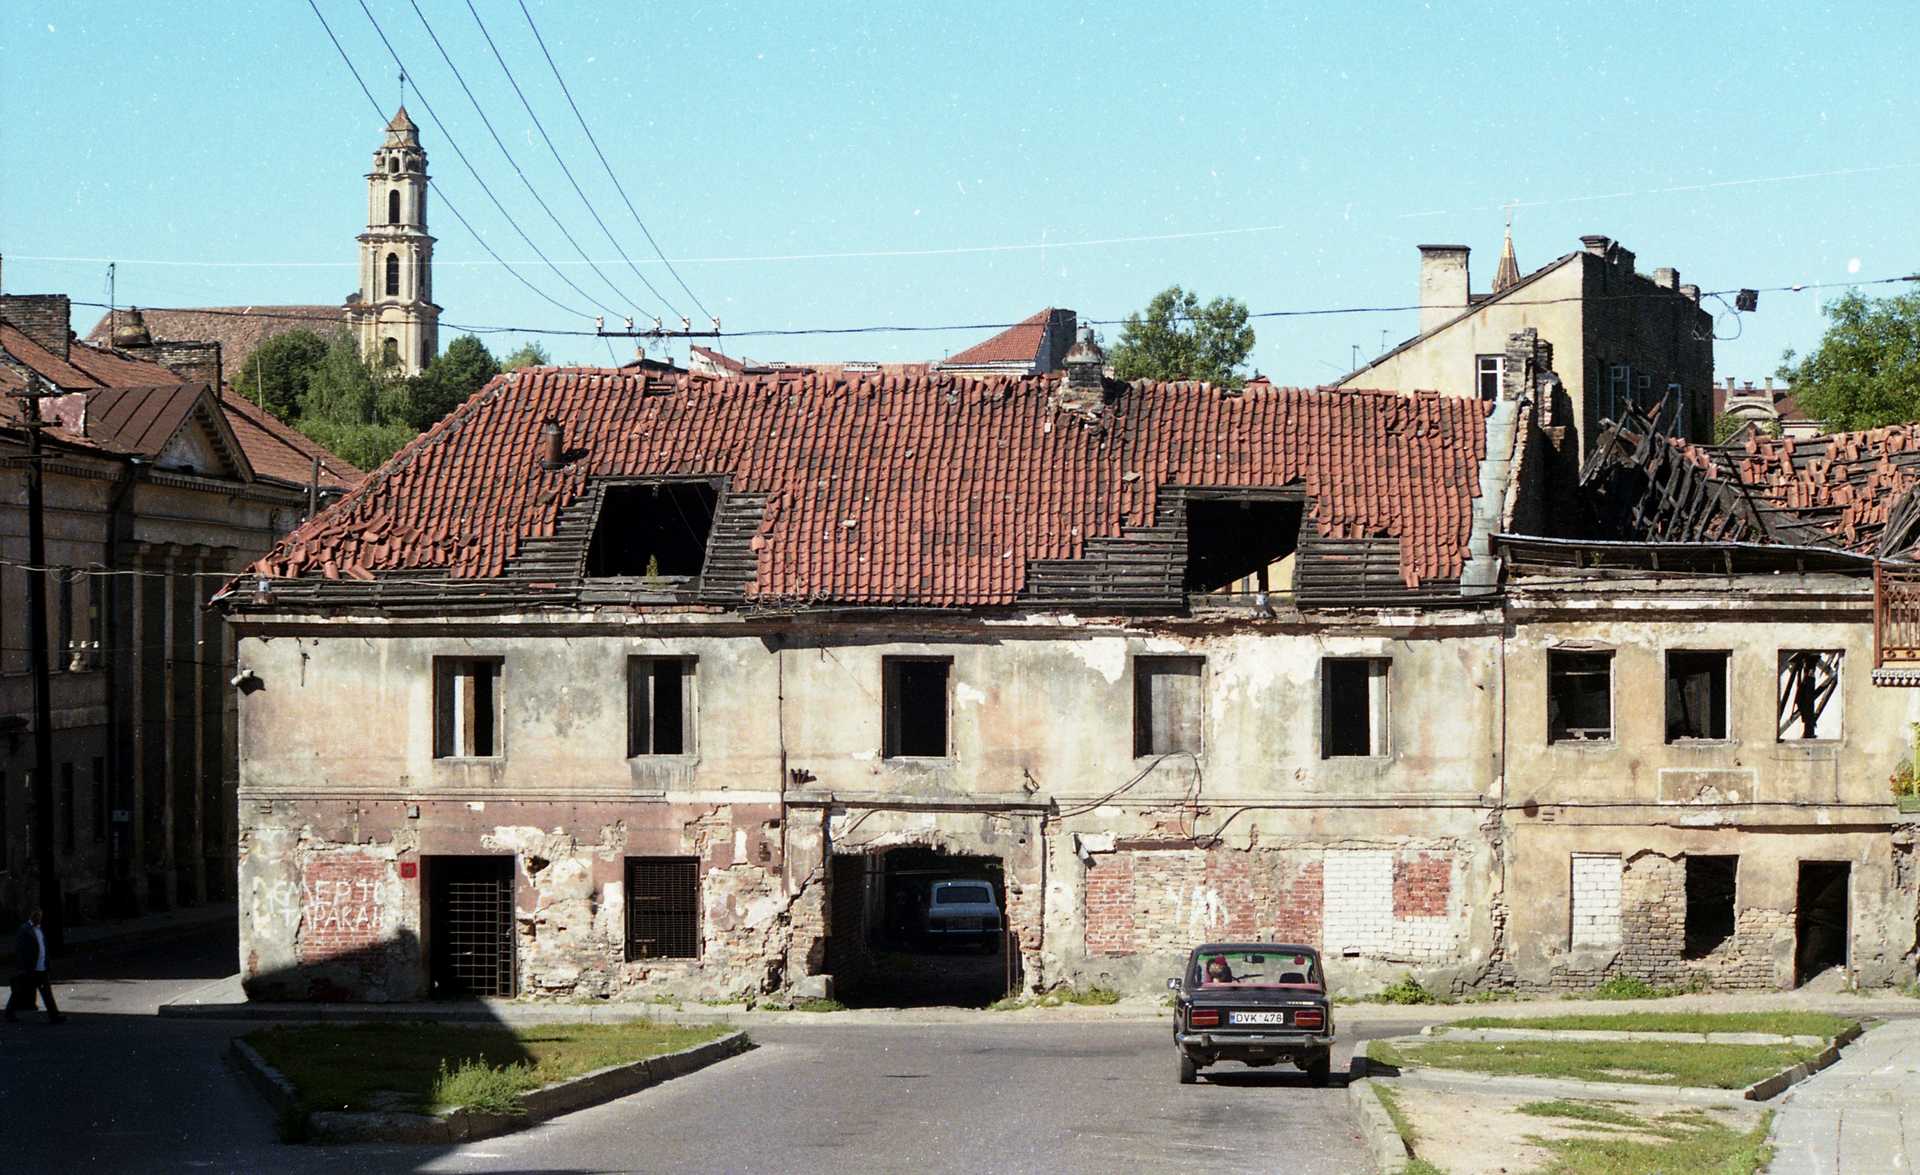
1189, 943, 1319, 958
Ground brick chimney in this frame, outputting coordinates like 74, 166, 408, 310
1036, 309, 1079, 373
1053, 326, 1107, 416
150, 340, 223, 391
1417, 245, 1470, 334
0, 294, 72, 359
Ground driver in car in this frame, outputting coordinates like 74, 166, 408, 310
1204, 955, 1236, 984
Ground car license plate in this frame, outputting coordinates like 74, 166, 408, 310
1229, 1011, 1289, 1025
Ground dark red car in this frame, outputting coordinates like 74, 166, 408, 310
1169, 942, 1335, 1085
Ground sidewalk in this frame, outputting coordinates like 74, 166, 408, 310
61, 900, 234, 959
1771, 1018, 1920, 1173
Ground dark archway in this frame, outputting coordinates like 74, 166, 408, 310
825, 846, 1012, 1008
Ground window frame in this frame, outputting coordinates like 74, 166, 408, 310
882, 655, 954, 760
1320, 656, 1392, 760
1777, 650, 1843, 743
625, 856, 701, 961
1132, 654, 1206, 759
433, 656, 505, 760
1546, 648, 1615, 744
1665, 649, 1732, 744
1475, 354, 1504, 401
628, 655, 697, 758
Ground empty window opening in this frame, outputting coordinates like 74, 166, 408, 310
1323, 658, 1390, 758
1476, 354, 1504, 400
1683, 855, 1737, 958
1779, 651, 1842, 741
626, 857, 700, 960
1666, 651, 1729, 742
381, 336, 400, 367
384, 251, 400, 297
1795, 861, 1850, 986
426, 855, 515, 998
1548, 650, 1613, 742
91, 756, 106, 843
388, 155, 399, 174
1134, 656, 1204, 757
388, 189, 401, 224
584, 482, 719, 578
826, 846, 1009, 1009
1184, 497, 1302, 595
884, 657, 951, 758
629, 656, 694, 756
434, 658, 501, 758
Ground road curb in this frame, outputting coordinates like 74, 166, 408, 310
1345, 1041, 1411, 1174
231, 1029, 751, 1144
1421, 1025, 1828, 1047
1741, 1019, 1864, 1101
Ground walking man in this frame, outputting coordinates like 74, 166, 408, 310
6, 907, 64, 1023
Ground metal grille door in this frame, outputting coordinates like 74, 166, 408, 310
627, 858, 700, 959
430, 857, 515, 997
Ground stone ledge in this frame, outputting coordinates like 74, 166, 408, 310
1344, 1041, 1411, 1175
229, 1030, 751, 1145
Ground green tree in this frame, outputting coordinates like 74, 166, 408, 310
406, 335, 499, 430
291, 331, 420, 469
232, 328, 330, 421
1107, 286, 1256, 387
501, 341, 552, 371
1778, 290, 1920, 431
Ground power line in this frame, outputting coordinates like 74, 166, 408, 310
515, 0, 713, 322
463, 0, 685, 320
305, 0, 593, 322
350, 0, 621, 319
405, 0, 657, 320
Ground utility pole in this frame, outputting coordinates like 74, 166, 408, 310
18, 377, 63, 948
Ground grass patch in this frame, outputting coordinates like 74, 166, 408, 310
990, 985, 1121, 1011
1579, 974, 1709, 1001
1516, 1099, 1646, 1128
1370, 1038, 1817, 1090
1521, 1104, 1773, 1174
1403, 1162, 1448, 1175
786, 997, 848, 1013
1372, 1082, 1420, 1147
246, 1020, 729, 1115
1448, 1011, 1856, 1038
1370, 973, 1440, 1005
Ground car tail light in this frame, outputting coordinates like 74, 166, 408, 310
1294, 1009, 1325, 1029
1189, 1008, 1221, 1028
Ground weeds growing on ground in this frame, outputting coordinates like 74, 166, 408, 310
786, 997, 849, 1013
1370, 974, 1439, 1005
431, 1058, 536, 1115
990, 985, 1122, 1011
1448, 1011, 1855, 1039
1370, 1037, 1817, 1089
1582, 974, 1709, 1001
1519, 1103, 1773, 1174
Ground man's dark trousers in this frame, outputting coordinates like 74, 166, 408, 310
7, 968, 60, 1019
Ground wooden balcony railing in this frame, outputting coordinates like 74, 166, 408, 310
1875, 562, 1920, 666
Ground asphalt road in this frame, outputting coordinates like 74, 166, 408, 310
1, 923, 1376, 1174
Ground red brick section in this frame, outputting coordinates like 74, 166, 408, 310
255, 369, 1490, 601
1268, 858, 1324, 948
1083, 852, 1136, 956
1392, 852, 1451, 919
1676, 425, 1920, 555
941, 308, 1052, 366
297, 855, 391, 964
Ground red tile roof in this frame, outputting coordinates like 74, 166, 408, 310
220, 391, 364, 490
940, 308, 1053, 367
1677, 425, 1920, 555
257, 370, 1491, 602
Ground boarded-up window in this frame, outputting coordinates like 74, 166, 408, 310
1322, 658, 1390, 758
1666, 651, 1729, 742
883, 657, 951, 758
1778, 651, 1842, 741
1133, 656, 1203, 757
626, 857, 700, 960
1548, 650, 1613, 742
1569, 854, 1622, 949
629, 656, 694, 756
434, 658, 502, 758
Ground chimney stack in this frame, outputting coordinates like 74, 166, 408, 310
1579, 235, 1613, 256
150, 340, 223, 391
539, 417, 564, 469
1417, 245, 1471, 335
1053, 326, 1107, 417
111, 307, 153, 349
1653, 267, 1679, 290
0, 294, 72, 359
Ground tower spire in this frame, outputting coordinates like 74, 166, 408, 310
1492, 203, 1521, 294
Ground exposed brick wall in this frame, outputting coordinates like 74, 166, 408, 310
296, 854, 390, 964
1393, 852, 1452, 919
1081, 847, 1453, 961
1084, 852, 1136, 956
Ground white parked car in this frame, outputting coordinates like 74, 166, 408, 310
921, 879, 1003, 951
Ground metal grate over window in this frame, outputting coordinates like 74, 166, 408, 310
627, 857, 701, 960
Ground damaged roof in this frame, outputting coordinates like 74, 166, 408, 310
252, 368, 1492, 605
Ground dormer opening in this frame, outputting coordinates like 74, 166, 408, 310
586, 481, 720, 579
1183, 491, 1304, 595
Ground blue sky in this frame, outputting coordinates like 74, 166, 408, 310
4, 2, 1914, 382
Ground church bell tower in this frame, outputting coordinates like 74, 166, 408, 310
350, 108, 439, 376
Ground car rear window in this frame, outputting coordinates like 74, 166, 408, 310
934, 885, 993, 905
1193, 950, 1320, 987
